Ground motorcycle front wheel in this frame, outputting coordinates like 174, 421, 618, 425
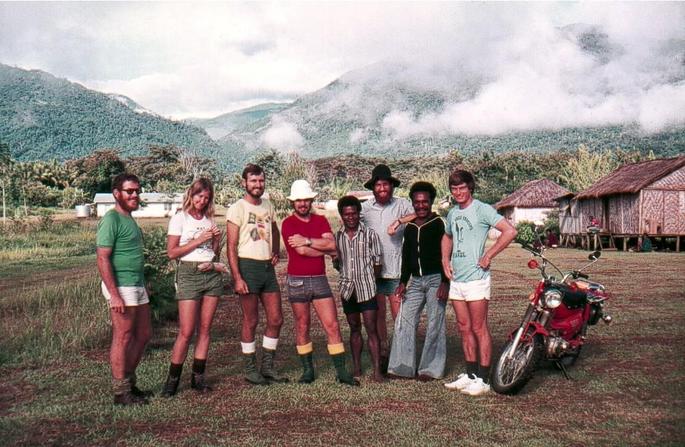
491, 331, 543, 395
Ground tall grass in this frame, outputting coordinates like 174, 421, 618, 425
0, 274, 111, 367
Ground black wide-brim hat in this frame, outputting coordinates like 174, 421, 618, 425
364, 164, 401, 190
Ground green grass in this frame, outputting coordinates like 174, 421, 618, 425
0, 227, 684, 446
0, 219, 95, 279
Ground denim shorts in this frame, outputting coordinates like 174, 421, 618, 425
239, 258, 280, 295
287, 275, 332, 303
376, 278, 400, 296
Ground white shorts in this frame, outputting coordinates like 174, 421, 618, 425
101, 282, 149, 306
448, 277, 491, 302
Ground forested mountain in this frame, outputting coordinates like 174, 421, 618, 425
187, 103, 290, 140
0, 64, 226, 162
3, 19, 684, 171
217, 25, 685, 159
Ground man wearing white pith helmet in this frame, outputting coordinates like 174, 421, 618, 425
281, 179, 358, 386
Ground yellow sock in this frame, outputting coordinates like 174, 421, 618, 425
327, 343, 345, 355
297, 342, 313, 355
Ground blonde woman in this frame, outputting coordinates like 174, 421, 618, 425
161, 178, 226, 397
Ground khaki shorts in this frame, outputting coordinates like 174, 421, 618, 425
448, 277, 491, 302
101, 282, 149, 306
175, 261, 224, 300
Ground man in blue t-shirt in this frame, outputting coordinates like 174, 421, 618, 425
441, 169, 517, 396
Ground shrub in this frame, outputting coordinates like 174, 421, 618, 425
143, 226, 176, 321
60, 187, 90, 208
515, 221, 537, 245
24, 183, 61, 207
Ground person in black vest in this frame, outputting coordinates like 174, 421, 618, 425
387, 182, 449, 380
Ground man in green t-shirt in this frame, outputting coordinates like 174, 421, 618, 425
96, 173, 152, 405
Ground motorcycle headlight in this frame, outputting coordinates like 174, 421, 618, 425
542, 290, 563, 309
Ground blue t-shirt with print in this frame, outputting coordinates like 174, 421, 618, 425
445, 199, 503, 282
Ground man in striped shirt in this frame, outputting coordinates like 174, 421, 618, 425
335, 196, 385, 382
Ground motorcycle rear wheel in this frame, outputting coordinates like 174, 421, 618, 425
491, 331, 543, 395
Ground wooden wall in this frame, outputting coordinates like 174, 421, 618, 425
559, 166, 685, 237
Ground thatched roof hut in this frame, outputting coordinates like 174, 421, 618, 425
575, 156, 685, 200
495, 179, 570, 224
558, 156, 685, 250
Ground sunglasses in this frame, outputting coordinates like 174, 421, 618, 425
121, 188, 141, 195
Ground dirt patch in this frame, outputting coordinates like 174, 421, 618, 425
0, 265, 94, 295
0, 377, 37, 416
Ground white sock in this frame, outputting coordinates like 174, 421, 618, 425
241, 341, 256, 354
263, 336, 279, 351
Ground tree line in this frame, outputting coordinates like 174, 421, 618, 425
0, 141, 655, 219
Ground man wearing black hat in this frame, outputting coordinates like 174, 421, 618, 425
361, 164, 414, 371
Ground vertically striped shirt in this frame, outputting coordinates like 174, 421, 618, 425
335, 222, 383, 302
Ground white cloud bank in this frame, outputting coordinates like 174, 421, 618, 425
260, 117, 304, 152
0, 2, 683, 134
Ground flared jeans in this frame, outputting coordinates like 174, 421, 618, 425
387, 273, 446, 378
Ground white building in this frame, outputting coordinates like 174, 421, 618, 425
495, 179, 570, 225
93, 193, 183, 218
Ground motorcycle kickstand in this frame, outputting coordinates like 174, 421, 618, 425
556, 361, 572, 380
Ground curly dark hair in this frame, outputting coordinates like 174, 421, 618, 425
337, 195, 362, 215
409, 181, 437, 203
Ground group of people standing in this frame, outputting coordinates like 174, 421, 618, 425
96, 163, 516, 406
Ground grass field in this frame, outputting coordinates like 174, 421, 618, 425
0, 220, 684, 446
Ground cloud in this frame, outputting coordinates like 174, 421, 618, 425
260, 116, 304, 152
0, 1, 683, 134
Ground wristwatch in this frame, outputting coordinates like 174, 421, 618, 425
306, 238, 312, 246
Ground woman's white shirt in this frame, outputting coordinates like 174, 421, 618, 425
167, 211, 216, 262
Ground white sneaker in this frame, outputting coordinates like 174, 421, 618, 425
460, 377, 491, 396
444, 373, 474, 390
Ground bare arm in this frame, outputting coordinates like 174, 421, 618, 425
387, 213, 417, 235
226, 221, 249, 294
96, 247, 125, 314
288, 232, 336, 257
212, 226, 222, 261
479, 219, 518, 269
271, 221, 280, 265
441, 233, 453, 280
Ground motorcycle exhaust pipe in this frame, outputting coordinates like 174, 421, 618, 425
602, 314, 613, 324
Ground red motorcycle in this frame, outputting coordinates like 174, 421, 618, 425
491, 244, 612, 394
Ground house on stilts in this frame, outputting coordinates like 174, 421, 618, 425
557, 156, 685, 252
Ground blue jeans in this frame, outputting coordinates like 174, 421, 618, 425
387, 273, 446, 378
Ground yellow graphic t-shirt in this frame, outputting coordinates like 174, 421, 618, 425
226, 198, 275, 261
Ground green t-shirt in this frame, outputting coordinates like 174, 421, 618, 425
445, 199, 503, 282
96, 209, 145, 287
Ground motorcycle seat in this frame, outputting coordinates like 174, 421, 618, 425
562, 288, 587, 309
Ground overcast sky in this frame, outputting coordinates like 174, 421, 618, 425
1, 2, 684, 133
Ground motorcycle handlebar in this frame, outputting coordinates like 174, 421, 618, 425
573, 271, 589, 279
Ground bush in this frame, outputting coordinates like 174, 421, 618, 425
143, 226, 176, 321
24, 183, 61, 207
515, 221, 537, 245
542, 209, 560, 234
60, 187, 90, 208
